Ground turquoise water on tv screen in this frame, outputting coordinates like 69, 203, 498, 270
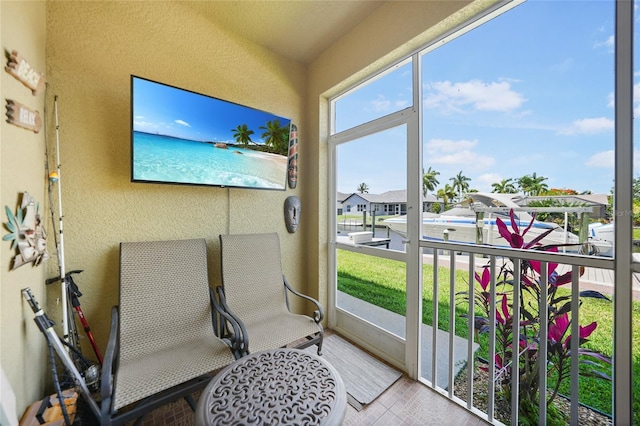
132, 131, 286, 190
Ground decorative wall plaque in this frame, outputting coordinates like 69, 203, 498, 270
5, 50, 45, 95
3, 192, 49, 270
5, 99, 42, 133
287, 123, 298, 189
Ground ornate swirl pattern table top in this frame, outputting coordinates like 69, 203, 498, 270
196, 348, 346, 425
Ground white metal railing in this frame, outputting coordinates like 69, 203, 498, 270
419, 239, 616, 425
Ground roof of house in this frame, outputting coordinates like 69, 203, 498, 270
339, 190, 438, 204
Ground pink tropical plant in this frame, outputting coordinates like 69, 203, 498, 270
458, 209, 611, 422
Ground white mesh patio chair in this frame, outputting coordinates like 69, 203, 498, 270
100, 238, 244, 425
217, 232, 324, 356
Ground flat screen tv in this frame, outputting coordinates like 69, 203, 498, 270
131, 75, 291, 190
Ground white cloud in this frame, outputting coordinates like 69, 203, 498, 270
425, 138, 495, 169
424, 79, 526, 113
594, 35, 614, 50
371, 96, 391, 112
586, 150, 640, 172
559, 117, 614, 135
425, 138, 477, 154
371, 95, 409, 112
175, 119, 191, 127
476, 173, 504, 191
585, 150, 614, 168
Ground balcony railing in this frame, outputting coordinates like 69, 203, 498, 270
419, 240, 616, 425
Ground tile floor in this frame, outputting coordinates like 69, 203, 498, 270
128, 333, 488, 426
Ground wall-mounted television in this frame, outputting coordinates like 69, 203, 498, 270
131, 75, 291, 190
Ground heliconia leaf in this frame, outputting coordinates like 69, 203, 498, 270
476, 267, 491, 290
551, 294, 571, 305
555, 301, 572, 316
578, 349, 612, 364
496, 217, 512, 242
522, 213, 535, 237
509, 209, 519, 234
579, 321, 597, 339
512, 233, 524, 248
500, 294, 510, 320
579, 290, 611, 301
524, 227, 555, 248
579, 370, 612, 381
579, 359, 604, 368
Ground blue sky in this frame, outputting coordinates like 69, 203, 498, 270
132, 76, 291, 144
336, 0, 635, 196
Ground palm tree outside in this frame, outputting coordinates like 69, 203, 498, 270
518, 172, 548, 196
423, 167, 440, 197
491, 178, 517, 194
450, 170, 471, 202
357, 183, 369, 194
437, 184, 456, 210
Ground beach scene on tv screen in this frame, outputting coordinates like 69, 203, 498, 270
132, 77, 290, 190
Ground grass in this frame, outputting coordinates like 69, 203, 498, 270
337, 249, 640, 423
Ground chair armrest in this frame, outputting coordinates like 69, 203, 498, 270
283, 275, 324, 323
100, 306, 119, 420
215, 286, 249, 355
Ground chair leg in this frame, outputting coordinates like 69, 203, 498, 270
133, 416, 146, 426
315, 332, 324, 356
185, 395, 197, 411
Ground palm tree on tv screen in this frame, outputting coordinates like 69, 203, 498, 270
259, 119, 289, 155
231, 124, 255, 145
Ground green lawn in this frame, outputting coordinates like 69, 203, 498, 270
337, 249, 640, 422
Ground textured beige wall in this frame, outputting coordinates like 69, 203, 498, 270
0, 0, 499, 417
1, 0, 48, 416
305, 0, 498, 314
44, 0, 306, 374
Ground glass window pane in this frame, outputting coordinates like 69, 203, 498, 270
333, 59, 413, 133
421, 0, 614, 258
336, 126, 407, 252
336, 249, 406, 338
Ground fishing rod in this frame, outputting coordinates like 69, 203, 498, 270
46, 270, 104, 365
52, 95, 70, 345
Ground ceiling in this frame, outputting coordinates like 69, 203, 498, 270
184, 1, 387, 64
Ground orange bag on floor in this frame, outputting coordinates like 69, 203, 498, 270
19, 389, 77, 426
